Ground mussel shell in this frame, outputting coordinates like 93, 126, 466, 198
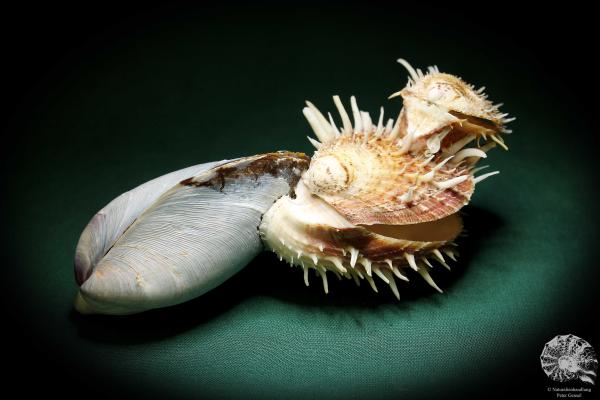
75, 152, 309, 315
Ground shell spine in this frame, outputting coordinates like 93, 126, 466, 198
260, 59, 513, 298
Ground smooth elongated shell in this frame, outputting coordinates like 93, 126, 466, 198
75, 152, 309, 314
303, 132, 475, 225
75, 160, 230, 286
260, 181, 462, 298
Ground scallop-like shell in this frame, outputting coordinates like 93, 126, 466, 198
302, 131, 475, 225
260, 181, 461, 298
259, 59, 511, 297
391, 59, 514, 149
540, 334, 598, 384
300, 88, 503, 226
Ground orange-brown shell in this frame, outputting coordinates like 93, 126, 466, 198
302, 133, 474, 226
259, 181, 462, 297
259, 59, 513, 298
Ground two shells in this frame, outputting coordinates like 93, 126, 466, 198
74, 59, 513, 314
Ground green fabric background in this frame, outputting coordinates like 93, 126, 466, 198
5, 5, 599, 399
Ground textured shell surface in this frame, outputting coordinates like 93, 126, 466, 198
259, 59, 513, 298
302, 130, 475, 226
74, 159, 230, 286
260, 180, 462, 298
392, 59, 513, 143
75, 152, 309, 314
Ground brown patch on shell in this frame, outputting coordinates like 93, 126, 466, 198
181, 151, 310, 192
259, 178, 463, 286
304, 213, 462, 263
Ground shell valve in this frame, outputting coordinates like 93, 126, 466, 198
259, 59, 513, 298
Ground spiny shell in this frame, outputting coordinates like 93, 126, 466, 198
297, 59, 512, 227
392, 59, 514, 146
259, 59, 511, 297
303, 131, 475, 225
259, 181, 461, 298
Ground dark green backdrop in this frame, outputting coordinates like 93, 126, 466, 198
4, 4, 599, 399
